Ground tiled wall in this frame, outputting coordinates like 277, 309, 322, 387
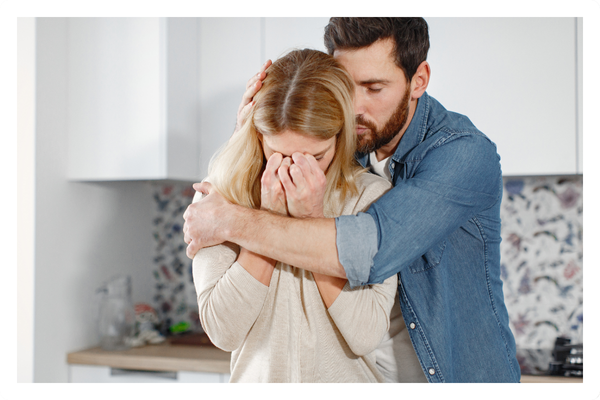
150, 183, 199, 334
500, 176, 583, 349
151, 176, 583, 349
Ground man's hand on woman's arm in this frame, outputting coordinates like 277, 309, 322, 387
182, 181, 347, 279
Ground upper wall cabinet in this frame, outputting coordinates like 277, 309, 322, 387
427, 17, 580, 176
67, 18, 199, 181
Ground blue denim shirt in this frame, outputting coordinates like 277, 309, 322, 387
335, 92, 520, 383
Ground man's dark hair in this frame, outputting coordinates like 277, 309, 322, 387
324, 17, 430, 82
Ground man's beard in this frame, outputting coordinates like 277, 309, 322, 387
355, 85, 411, 155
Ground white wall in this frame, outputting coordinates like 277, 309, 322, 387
32, 18, 156, 382
17, 17, 36, 384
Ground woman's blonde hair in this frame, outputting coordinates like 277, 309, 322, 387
208, 49, 362, 216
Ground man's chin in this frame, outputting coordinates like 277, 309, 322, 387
357, 140, 375, 154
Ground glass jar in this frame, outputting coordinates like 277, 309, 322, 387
96, 275, 135, 351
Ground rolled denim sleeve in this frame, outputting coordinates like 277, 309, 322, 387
335, 212, 379, 288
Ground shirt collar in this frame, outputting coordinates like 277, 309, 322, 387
391, 91, 430, 162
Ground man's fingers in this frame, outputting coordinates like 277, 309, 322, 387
193, 181, 213, 195
186, 241, 200, 259
245, 59, 272, 90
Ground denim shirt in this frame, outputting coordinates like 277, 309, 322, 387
335, 92, 520, 383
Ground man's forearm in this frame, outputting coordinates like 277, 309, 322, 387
224, 204, 347, 279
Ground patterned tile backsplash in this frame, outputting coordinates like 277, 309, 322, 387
150, 183, 199, 335
151, 176, 583, 349
500, 176, 582, 349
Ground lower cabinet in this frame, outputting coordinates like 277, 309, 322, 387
69, 364, 231, 383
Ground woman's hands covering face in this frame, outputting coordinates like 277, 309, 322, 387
261, 152, 289, 216
261, 152, 326, 218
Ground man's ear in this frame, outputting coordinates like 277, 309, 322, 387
411, 61, 431, 100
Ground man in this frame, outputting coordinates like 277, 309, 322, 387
183, 17, 520, 383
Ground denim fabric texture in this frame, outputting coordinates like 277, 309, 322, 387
335, 92, 520, 383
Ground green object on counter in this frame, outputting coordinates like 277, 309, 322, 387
170, 321, 191, 334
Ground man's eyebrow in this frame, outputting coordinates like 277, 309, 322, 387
359, 79, 390, 85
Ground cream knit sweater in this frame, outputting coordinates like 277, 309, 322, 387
192, 172, 398, 382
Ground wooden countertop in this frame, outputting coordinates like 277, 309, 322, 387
520, 374, 583, 383
67, 335, 583, 382
67, 338, 231, 374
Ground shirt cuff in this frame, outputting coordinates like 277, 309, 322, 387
335, 212, 379, 288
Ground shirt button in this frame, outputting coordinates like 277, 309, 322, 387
428, 368, 436, 375
409, 322, 416, 329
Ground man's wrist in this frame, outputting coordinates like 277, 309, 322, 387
222, 202, 252, 244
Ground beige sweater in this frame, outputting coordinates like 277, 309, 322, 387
192, 172, 398, 382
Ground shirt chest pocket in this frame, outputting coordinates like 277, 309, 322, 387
408, 239, 447, 273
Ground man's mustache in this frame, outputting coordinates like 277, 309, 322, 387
356, 115, 377, 132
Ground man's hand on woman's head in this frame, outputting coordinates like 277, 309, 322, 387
278, 153, 326, 219
234, 60, 273, 135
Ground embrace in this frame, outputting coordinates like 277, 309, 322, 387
183, 17, 520, 383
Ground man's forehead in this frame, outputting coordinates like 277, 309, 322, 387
334, 49, 402, 83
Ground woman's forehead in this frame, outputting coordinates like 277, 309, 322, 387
262, 130, 336, 157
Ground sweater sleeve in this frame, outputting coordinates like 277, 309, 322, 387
328, 275, 398, 356
191, 192, 270, 352
327, 173, 398, 356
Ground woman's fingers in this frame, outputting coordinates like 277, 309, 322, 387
261, 153, 288, 215
278, 157, 296, 194
262, 153, 283, 191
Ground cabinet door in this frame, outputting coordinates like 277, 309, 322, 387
69, 365, 228, 383
67, 18, 199, 181
264, 17, 331, 61
197, 18, 262, 180
426, 18, 578, 176
67, 18, 163, 180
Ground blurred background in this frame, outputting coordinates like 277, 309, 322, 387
17, 17, 585, 383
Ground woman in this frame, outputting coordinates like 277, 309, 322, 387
192, 49, 396, 382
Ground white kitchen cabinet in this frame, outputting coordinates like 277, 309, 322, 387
68, 18, 582, 180
67, 18, 199, 181
68, 365, 230, 383
426, 17, 580, 176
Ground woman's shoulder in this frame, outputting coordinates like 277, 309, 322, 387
355, 171, 392, 194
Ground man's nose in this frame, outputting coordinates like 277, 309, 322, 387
354, 88, 367, 116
